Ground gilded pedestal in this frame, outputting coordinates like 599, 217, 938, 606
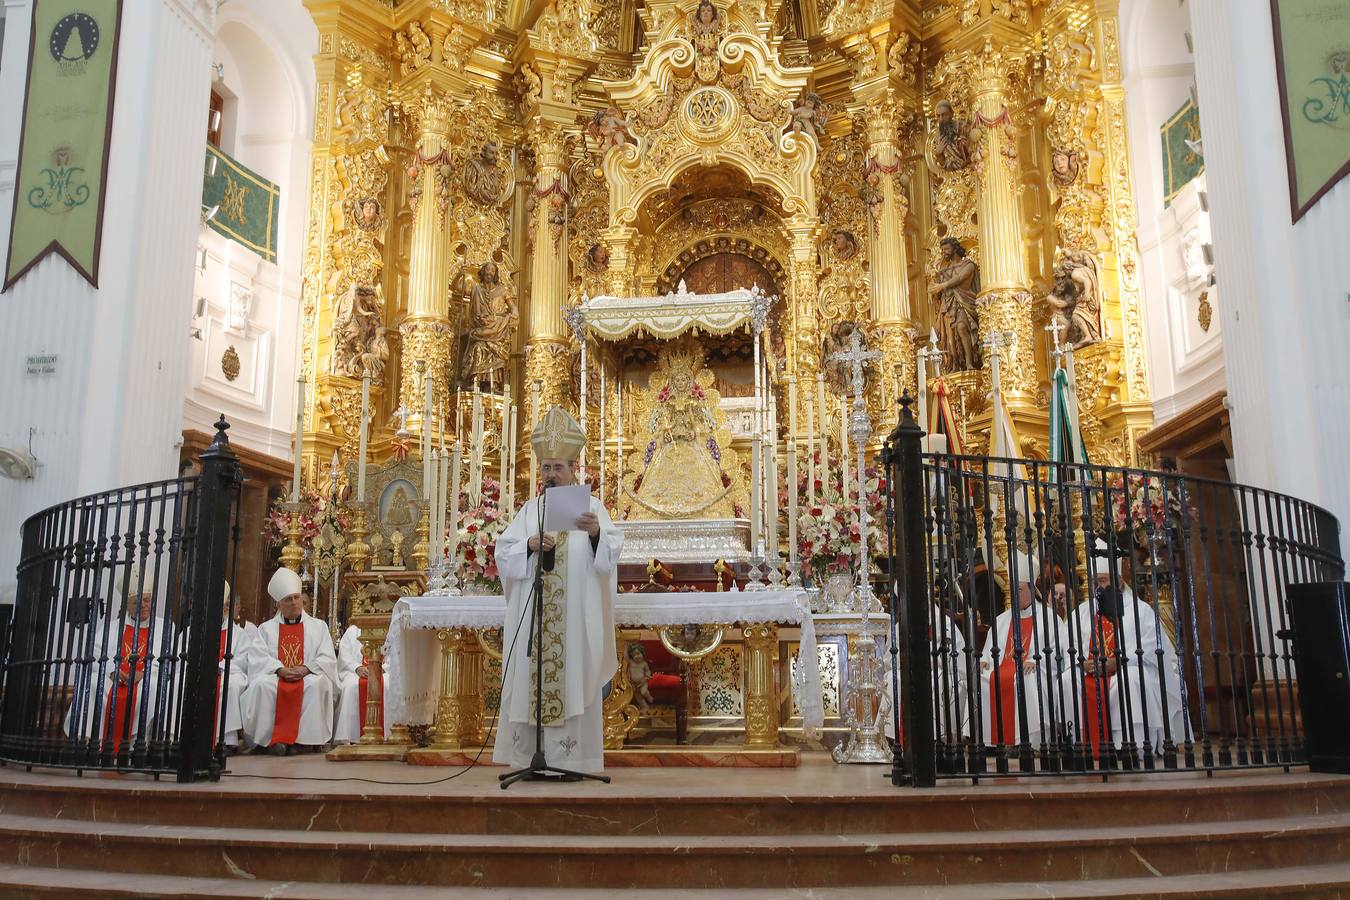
741, 623, 780, 750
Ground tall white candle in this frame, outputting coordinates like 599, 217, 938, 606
750, 434, 762, 549
806, 394, 816, 508
438, 451, 450, 559
471, 389, 484, 504
815, 374, 827, 499
429, 450, 441, 561
767, 439, 780, 559
498, 384, 510, 493
599, 363, 607, 504
916, 346, 929, 436
530, 381, 541, 498
506, 404, 518, 511
787, 438, 799, 568
357, 373, 370, 502
615, 379, 623, 502
292, 376, 306, 503
840, 392, 851, 501
422, 367, 433, 499
449, 442, 462, 568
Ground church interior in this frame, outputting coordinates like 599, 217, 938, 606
0, 0, 1348, 894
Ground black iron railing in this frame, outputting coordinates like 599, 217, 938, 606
882, 398, 1344, 786
0, 418, 242, 782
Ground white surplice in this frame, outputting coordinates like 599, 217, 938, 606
1060, 589, 1188, 752
883, 607, 971, 743
240, 612, 338, 747
979, 602, 1071, 747
63, 615, 170, 743
492, 494, 621, 773
219, 622, 254, 747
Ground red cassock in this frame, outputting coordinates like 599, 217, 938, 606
988, 621, 1037, 746
1077, 615, 1117, 756
105, 623, 151, 751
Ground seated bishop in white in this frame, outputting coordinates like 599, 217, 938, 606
493, 406, 622, 775
1059, 540, 1189, 755
240, 568, 338, 753
883, 602, 971, 745
979, 553, 1071, 749
64, 587, 170, 751
333, 624, 389, 744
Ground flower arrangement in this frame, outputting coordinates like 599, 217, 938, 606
452, 476, 509, 594
1105, 472, 1191, 547
265, 489, 349, 550
790, 448, 887, 585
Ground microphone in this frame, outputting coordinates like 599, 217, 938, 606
541, 477, 557, 572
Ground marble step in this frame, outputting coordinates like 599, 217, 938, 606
3, 860, 1350, 898
3, 771, 1349, 837
0, 812, 1347, 889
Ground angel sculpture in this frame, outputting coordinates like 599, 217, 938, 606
789, 92, 829, 140
588, 107, 634, 154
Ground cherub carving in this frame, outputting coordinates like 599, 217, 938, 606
789, 92, 829, 140
587, 106, 633, 154
626, 643, 654, 714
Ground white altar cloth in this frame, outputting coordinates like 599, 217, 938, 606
382, 591, 823, 735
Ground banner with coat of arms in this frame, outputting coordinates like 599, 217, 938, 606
201, 144, 281, 264
3, 0, 122, 291
1271, 0, 1350, 221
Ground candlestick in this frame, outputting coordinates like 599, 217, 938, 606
599, 363, 607, 505
767, 438, 780, 558
471, 389, 484, 504
291, 376, 306, 503
429, 450, 441, 561
449, 442, 463, 564
786, 437, 799, 574
815, 373, 827, 501
787, 375, 798, 438
750, 434, 762, 550
916, 345, 929, 437
438, 451, 450, 560
456, 389, 464, 438
420, 362, 432, 500
357, 372, 370, 502
498, 384, 510, 494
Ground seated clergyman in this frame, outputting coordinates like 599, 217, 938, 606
333, 624, 387, 744
240, 568, 338, 755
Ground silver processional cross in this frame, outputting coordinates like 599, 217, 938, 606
830, 328, 882, 407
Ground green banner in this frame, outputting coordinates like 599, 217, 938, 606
1272, 0, 1350, 220
1161, 99, 1205, 207
4, 0, 122, 291
201, 144, 280, 263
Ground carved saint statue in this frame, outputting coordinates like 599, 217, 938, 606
462, 142, 505, 207
588, 107, 633, 154
1050, 147, 1081, 189
353, 197, 382, 232
690, 0, 723, 81
333, 285, 389, 380
789, 92, 829, 140
1046, 249, 1103, 348
461, 261, 518, 382
514, 64, 542, 107
932, 100, 971, 172
929, 237, 982, 372
829, 229, 859, 262
585, 242, 610, 273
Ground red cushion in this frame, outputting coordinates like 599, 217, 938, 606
647, 673, 683, 691
640, 639, 677, 670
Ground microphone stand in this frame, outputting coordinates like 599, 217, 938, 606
500, 480, 610, 788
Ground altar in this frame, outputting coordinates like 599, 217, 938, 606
382, 590, 822, 766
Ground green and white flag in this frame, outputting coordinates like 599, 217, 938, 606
4, 0, 122, 291
1048, 365, 1088, 481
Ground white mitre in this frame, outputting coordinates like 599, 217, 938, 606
268, 567, 303, 603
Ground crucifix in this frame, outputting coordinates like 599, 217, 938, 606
1045, 318, 1067, 370
830, 328, 882, 416
392, 406, 413, 437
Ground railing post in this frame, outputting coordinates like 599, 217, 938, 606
887, 394, 934, 787
177, 416, 240, 783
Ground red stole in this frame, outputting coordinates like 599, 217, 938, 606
1079, 614, 1117, 756
214, 626, 231, 732
989, 612, 1037, 745
272, 621, 307, 745
356, 656, 383, 737
106, 622, 151, 750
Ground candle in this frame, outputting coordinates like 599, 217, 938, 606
615, 379, 624, 501
530, 381, 541, 498
507, 404, 518, 511
422, 365, 433, 500
840, 391, 850, 502
456, 389, 464, 438
916, 346, 929, 437
815, 373, 827, 498
471, 389, 484, 504
449, 442, 463, 567
438, 450, 450, 559
787, 375, 798, 437
357, 372, 370, 502
806, 394, 816, 508
750, 433, 762, 549
767, 439, 779, 560
599, 364, 607, 504
292, 376, 305, 503
787, 437, 799, 569
429, 450, 440, 561
499, 383, 510, 493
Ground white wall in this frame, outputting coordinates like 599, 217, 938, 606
1187, 0, 1350, 554
0, 0, 219, 605
1121, 0, 1225, 424
184, 1, 315, 460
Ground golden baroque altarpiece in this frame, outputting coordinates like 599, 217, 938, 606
296, 0, 1154, 501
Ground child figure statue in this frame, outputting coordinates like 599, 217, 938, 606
626, 643, 654, 714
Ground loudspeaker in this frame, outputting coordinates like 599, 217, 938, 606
1288, 582, 1350, 774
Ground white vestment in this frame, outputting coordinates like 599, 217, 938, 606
1060, 589, 1188, 753
492, 494, 620, 773
64, 615, 170, 743
334, 625, 389, 743
979, 602, 1071, 747
883, 608, 970, 743
240, 612, 338, 747
219, 622, 254, 747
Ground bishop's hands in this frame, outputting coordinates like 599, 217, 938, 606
276, 665, 311, 682
575, 512, 600, 537
527, 533, 557, 553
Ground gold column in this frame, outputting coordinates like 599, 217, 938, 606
741, 623, 780, 750
430, 627, 485, 748
786, 222, 820, 389
969, 38, 1036, 401
399, 85, 455, 417
523, 118, 573, 410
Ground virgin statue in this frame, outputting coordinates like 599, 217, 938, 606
621, 346, 747, 522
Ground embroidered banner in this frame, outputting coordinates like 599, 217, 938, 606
1161, 99, 1205, 207
202, 144, 280, 263
3, 0, 122, 291
1272, 0, 1350, 221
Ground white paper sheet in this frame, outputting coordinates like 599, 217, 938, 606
542, 484, 592, 531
